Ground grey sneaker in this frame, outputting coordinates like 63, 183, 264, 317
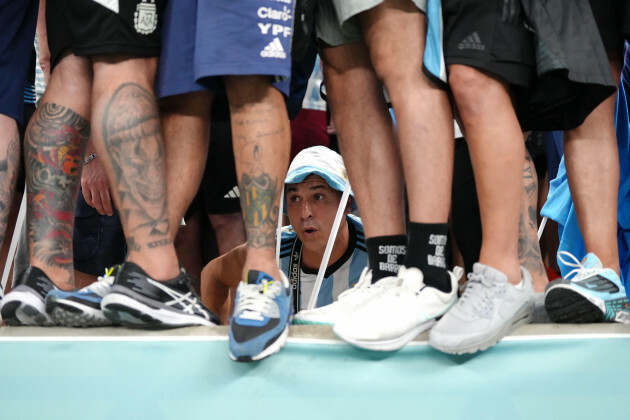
429, 263, 535, 355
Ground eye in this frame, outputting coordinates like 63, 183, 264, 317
315, 193, 324, 200
288, 195, 300, 203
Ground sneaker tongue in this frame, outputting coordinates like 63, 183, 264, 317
246, 270, 274, 285
581, 253, 603, 270
472, 263, 508, 283
400, 267, 424, 290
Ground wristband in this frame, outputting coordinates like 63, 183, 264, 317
83, 153, 98, 166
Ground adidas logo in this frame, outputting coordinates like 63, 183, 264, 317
260, 37, 286, 59
223, 186, 240, 199
457, 32, 485, 51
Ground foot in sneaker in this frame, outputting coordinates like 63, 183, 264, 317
229, 270, 292, 362
45, 266, 119, 327
333, 266, 463, 351
293, 268, 399, 325
101, 262, 219, 328
429, 263, 535, 355
545, 252, 630, 323
0, 266, 56, 326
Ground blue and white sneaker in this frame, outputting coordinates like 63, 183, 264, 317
545, 252, 630, 323
45, 266, 119, 327
229, 270, 293, 362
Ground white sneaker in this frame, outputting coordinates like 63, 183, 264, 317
429, 263, 535, 355
293, 268, 399, 325
333, 266, 463, 351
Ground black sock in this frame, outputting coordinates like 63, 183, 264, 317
404, 222, 451, 292
366, 235, 407, 282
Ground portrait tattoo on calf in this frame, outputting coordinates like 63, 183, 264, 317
25, 103, 90, 283
102, 83, 171, 250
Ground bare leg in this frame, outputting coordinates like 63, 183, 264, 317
0, 116, 20, 249
91, 56, 179, 280
321, 42, 405, 239
160, 91, 214, 238
225, 75, 290, 280
519, 151, 546, 292
563, 56, 621, 275
449, 65, 523, 284
359, 0, 453, 224
25, 54, 92, 289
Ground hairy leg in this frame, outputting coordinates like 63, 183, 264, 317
91, 56, 179, 280
359, 0, 453, 224
160, 91, 213, 239
321, 42, 405, 239
563, 56, 621, 274
225, 75, 290, 280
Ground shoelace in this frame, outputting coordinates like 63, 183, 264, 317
87, 266, 118, 295
458, 272, 495, 314
557, 251, 602, 281
237, 280, 278, 316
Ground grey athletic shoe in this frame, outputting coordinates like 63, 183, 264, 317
429, 263, 535, 355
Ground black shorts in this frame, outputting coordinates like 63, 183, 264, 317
201, 95, 241, 215
442, 0, 535, 88
46, 0, 164, 68
590, 0, 630, 53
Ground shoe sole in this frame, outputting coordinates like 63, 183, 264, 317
544, 285, 605, 323
229, 321, 290, 362
101, 293, 215, 329
1, 292, 53, 326
429, 304, 534, 355
46, 298, 112, 328
292, 318, 334, 326
334, 319, 436, 352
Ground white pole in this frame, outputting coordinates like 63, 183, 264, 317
306, 182, 351, 310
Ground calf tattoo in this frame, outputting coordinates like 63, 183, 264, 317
102, 83, 171, 250
0, 133, 19, 246
26, 103, 90, 284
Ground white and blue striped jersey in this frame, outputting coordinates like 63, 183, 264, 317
279, 214, 367, 311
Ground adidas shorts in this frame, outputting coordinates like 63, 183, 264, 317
0, 0, 38, 125
316, 0, 426, 47
46, 0, 164, 69
442, 0, 535, 88
157, 0, 294, 98
202, 95, 241, 215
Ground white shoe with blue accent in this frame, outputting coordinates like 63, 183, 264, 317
229, 270, 293, 362
544, 252, 630, 323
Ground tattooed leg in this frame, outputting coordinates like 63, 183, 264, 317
25, 103, 90, 289
518, 151, 546, 292
0, 116, 21, 248
93, 68, 178, 279
226, 75, 290, 280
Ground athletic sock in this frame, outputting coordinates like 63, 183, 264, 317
404, 222, 451, 292
366, 235, 407, 282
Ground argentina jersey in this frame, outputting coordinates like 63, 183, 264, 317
279, 214, 367, 312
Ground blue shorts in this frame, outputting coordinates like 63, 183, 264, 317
0, 0, 38, 125
157, 0, 294, 98
73, 189, 127, 276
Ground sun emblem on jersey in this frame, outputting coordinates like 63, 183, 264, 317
134, 0, 158, 35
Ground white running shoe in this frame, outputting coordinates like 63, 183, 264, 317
429, 263, 535, 355
293, 268, 400, 325
333, 266, 463, 351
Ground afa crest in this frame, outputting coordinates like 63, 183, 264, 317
134, 0, 157, 35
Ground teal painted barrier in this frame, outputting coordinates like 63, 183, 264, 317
0, 331, 628, 419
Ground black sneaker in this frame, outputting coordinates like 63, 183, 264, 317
1, 266, 56, 326
101, 262, 219, 328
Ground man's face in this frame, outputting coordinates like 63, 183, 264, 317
286, 174, 344, 254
